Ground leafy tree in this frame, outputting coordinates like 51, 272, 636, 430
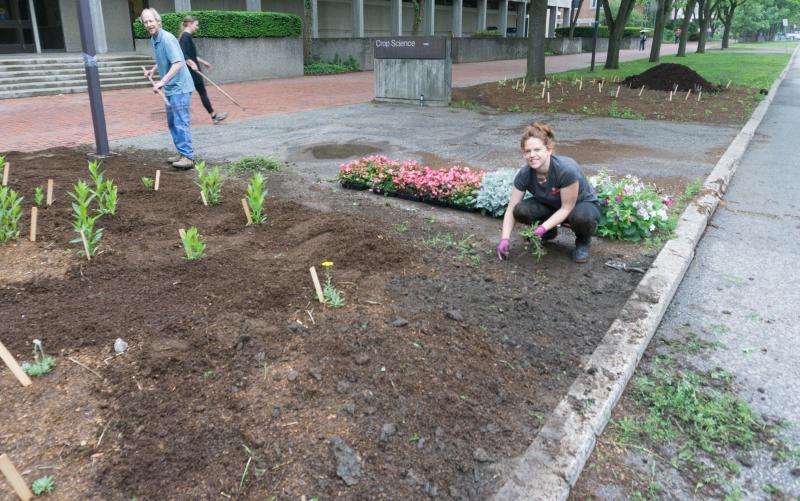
602, 0, 639, 68
569, 0, 587, 38
696, 0, 721, 52
650, 0, 675, 61
677, 0, 697, 56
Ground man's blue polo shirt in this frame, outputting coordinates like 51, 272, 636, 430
151, 28, 194, 97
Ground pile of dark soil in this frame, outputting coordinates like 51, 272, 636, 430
622, 63, 720, 93
0, 148, 645, 499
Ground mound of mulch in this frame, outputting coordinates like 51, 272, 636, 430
622, 63, 720, 93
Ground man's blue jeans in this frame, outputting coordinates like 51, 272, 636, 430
166, 91, 193, 160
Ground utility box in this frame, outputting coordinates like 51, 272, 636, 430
374, 37, 451, 106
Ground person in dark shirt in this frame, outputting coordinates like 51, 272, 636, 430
496, 123, 601, 263
178, 16, 228, 125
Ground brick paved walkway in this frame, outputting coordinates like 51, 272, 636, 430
1, 43, 703, 152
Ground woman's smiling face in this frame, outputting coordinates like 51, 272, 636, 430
522, 137, 552, 173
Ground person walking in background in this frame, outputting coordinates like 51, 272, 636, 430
639, 31, 647, 50
179, 16, 228, 125
674, 27, 682, 43
141, 8, 196, 170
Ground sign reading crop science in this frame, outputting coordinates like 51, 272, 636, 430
374, 37, 448, 59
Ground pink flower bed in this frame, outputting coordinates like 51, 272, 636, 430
338, 155, 486, 209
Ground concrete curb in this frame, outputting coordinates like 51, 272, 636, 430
492, 46, 800, 501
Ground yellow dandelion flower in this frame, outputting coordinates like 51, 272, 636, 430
322, 261, 334, 267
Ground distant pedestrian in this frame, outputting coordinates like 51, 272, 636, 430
496, 123, 600, 264
178, 16, 228, 125
141, 8, 196, 170
674, 27, 682, 43
639, 31, 647, 50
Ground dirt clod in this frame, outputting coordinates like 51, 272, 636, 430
330, 435, 364, 486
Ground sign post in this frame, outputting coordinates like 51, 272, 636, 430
77, 0, 110, 157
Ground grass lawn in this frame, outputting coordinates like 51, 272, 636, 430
729, 40, 799, 50
552, 50, 792, 89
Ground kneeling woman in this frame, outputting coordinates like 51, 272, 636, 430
496, 123, 600, 263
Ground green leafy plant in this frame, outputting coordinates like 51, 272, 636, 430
34, 186, 44, 207
245, 172, 268, 224
97, 179, 118, 215
424, 233, 481, 268
520, 223, 546, 260
321, 261, 345, 308
195, 162, 224, 205
21, 339, 57, 377
133, 10, 301, 39
67, 180, 104, 258
590, 172, 674, 241
304, 55, 360, 75
31, 475, 55, 495
141, 176, 154, 189
180, 227, 206, 261
474, 168, 531, 217
227, 156, 282, 174
0, 186, 23, 242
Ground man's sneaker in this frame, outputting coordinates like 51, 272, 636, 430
574, 242, 591, 263
212, 112, 228, 125
166, 155, 180, 164
172, 156, 195, 170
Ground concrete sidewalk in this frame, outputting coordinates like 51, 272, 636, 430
572, 47, 800, 500
1, 42, 704, 153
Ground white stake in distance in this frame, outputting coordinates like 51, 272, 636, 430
598, 82, 603, 94
29, 207, 37, 242
0, 341, 32, 387
697, 90, 702, 101
638, 85, 645, 97
154, 170, 161, 191
546, 91, 551, 104
241, 198, 253, 225
615, 85, 621, 98
46, 179, 54, 206
540, 84, 546, 98
0, 454, 34, 500
579, 77, 583, 91
309, 266, 325, 303
726, 80, 732, 88
685, 89, 692, 101
669, 90, 674, 101
2, 162, 8, 186
80, 230, 91, 261
200, 191, 208, 206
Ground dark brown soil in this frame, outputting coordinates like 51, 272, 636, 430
453, 77, 762, 125
0, 148, 645, 500
621, 63, 719, 93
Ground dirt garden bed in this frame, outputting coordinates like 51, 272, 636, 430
0, 148, 647, 499
453, 65, 763, 125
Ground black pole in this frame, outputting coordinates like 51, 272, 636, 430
76, 0, 109, 157
590, 0, 601, 71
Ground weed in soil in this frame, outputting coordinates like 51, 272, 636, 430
226, 155, 283, 174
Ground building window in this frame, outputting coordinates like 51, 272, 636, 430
591, 0, 597, 7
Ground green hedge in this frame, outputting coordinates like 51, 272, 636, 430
133, 10, 301, 39
555, 26, 646, 38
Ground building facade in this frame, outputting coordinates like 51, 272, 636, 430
0, 0, 579, 55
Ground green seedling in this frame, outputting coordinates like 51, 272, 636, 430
0, 186, 23, 242
96, 179, 118, 215
180, 227, 206, 260
34, 186, 44, 207
321, 261, 345, 308
31, 475, 55, 495
21, 339, 57, 377
68, 180, 104, 258
245, 172, 268, 224
141, 177, 154, 189
520, 223, 546, 261
195, 162, 224, 205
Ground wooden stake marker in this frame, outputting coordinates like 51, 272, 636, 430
154, 170, 161, 191
726, 80, 732, 89
179, 228, 187, 240
669, 90, 674, 101
28, 207, 37, 242
546, 91, 550, 104
540, 85, 546, 98
638, 85, 645, 96
685, 89, 692, 101
80, 230, 91, 261
241, 198, 253, 225
615, 85, 621, 98
2, 162, 8, 186
579, 77, 583, 91
200, 191, 208, 206
0, 341, 32, 387
46, 179, 54, 206
598, 82, 603, 93
309, 266, 325, 303
697, 90, 702, 101
0, 454, 34, 501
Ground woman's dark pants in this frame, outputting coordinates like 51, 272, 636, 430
191, 72, 214, 115
512, 199, 601, 245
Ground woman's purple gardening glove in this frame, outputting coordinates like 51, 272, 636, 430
533, 225, 548, 238
496, 239, 510, 260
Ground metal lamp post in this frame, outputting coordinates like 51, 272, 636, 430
76, 0, 110, 157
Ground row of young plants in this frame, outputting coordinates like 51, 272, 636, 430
338, 155, 676, 241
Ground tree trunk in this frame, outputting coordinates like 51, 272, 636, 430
527, 0, 548, 82
303, 0, 313, 62
569, 0, 586, 38
677, 0, 695, 56
650, 0, 673, 62
603, 0, 636, 69
696, 0, 715, 53
721, 21, 732, 47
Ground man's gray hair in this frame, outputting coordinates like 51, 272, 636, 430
140, 8, 161, 22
